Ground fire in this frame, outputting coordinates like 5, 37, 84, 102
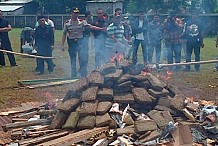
110, 52, 124, 63
156, 70, 173, 80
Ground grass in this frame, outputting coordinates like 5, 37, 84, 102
0, 28, 217, 109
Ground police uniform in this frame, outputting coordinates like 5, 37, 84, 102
63, 14, 89, 77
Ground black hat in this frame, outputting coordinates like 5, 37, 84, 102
72, 7, 80, 13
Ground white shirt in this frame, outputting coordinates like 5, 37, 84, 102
135, 20, 144, 40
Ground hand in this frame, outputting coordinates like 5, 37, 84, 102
201, 42, 205, 48
51, 46, 54, 50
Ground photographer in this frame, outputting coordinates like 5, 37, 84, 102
163, 13, 182, 71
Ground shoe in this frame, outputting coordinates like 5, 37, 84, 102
11, 64, 20, 67
213, 68, 218, 72
195, 68, 200, 72
36, 72, 44, 75
183, 68, 190, 72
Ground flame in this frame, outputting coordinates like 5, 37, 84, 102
110, 52, 124, 63
156, 70, 173, 81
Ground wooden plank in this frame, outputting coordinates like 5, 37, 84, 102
0, 49, 55, 59
27, 79, 78, 89
3, 119, 51, 131
38, 127, 109, 146
19, 131, 69, 146
18, 78, 74, 86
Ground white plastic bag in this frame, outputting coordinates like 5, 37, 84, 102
22, 43, 33, 53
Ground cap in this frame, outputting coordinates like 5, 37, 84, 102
72, 7, 80, 13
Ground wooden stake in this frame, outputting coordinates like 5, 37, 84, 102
0, 49, 55, 59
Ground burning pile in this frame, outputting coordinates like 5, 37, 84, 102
1, 60, 218, 145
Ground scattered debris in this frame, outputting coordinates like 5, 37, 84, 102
1, 60, 218, 145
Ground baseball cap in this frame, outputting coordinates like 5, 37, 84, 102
72, 7, 80, 13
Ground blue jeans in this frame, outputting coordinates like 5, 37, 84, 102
166, 44, 182, 69
148, 41, 161, 64
36, 45, 53, 73
132, 39, 147, 65
94, 34, 106, 68
68, 38, 88, 77
185, 42, 201, 70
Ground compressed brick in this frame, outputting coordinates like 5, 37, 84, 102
62, 112, 79, 129
56, 98, 80, 113
131, 74, 148, 82
96, 113, 112, 127
114, 84, 133, 94
104, 69, 123, 82
97, 101, 113, 115
132, 88, 154, 104
114, 93, 135, 104
100, 63, 116, 75
118, 74, 132, 84
87, 70, 104, 86
139, 130, 162, 143
62, 90, 80, 102
148, 88, 169, 98
80, 86, 99, 101
76, 116, 96, 130
147, 73, 166, 91
76, 101, 98, 116
50, 110, 68, 129
97, 88, 113, 101
157, 96, 173, 108
135, 120, 158, 134
170, 94, 185, 112
132, 80, 151, 89
147, 110, 174, 129
154, 105, 177, 115
71, 77, 89, 92
116, 125, 135, 136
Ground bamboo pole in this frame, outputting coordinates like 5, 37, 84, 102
158, 59, 218, 68
0, 49, 55, 59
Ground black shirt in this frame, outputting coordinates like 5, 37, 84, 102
0, 18, 10, 43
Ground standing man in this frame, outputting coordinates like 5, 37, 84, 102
61, 7, 104, 78
105, 15, 130, 62
34, 15, 54, 75
148, 14, 163, 64
183, 10, 204, 71
132, 10, 149, 66
163, 13, 182, 71
0, 10, 17, 67
92, 8, 108, 68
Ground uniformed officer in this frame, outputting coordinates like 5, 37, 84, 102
61, 7, 105, 78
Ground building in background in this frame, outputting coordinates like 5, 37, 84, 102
0, 0, 36, 15
86, 0, 124, 15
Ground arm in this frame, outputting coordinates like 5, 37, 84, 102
0, 24, 12, 32
61, 24, 67, 51
89, 24, 105, 31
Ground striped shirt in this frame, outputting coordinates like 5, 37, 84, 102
63, 18, 88, 39
105, 23, 124, 48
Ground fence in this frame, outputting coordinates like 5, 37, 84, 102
4, 14, 218, 36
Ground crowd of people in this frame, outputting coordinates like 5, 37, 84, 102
0, 8, 218, 78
